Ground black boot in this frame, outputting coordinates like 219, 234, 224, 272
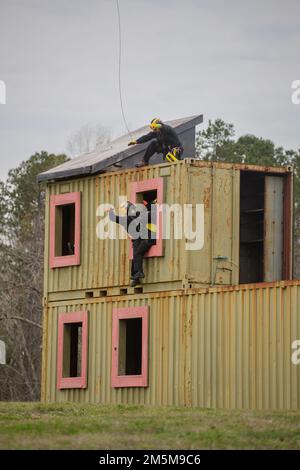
133, 271, 145, 279
135, 160, 148, 168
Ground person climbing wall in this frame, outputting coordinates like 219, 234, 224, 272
109, 199, 157, 286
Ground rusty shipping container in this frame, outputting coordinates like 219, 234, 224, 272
42, 280, 300, 410
44, 159, 293, 300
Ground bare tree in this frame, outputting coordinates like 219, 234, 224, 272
67, 123, 111, 157
0, 152, 68, 401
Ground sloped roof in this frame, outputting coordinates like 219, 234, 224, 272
37, 114, 203, 182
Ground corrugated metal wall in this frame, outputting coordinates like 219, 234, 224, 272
187, 165, 240, 285
42, 292, 186, 405
264, 176, 284, 281
45, 163, 188, 294
188, 282, 300, 409
45, 161, 243, 294
42, 280, 300, 410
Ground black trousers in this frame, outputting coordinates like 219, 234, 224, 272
131, 238, 156, 276
143, 140, 183, 164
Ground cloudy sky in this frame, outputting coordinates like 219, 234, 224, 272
0, 0, 299, 180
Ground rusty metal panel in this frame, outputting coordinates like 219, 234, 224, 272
187, 165, 239, 286
231, 168, 240, 284
187, 166, 212, 284
283, 172, 294, 279
42, 281, 300, 410
190, 160, 292, 175
211, 168, 235, 285
264, 176, 284, 281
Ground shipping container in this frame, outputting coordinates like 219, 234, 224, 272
44, 160, 293, 300
41, 280, 300, 410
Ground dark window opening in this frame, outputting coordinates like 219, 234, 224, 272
118, 318, 142, 376
136, 189, 157, 206
62, 323, 82, 378
134, 287, 143, 294
239, 172, 264, 283
55, 203, 75, 257
136, 190, 158, 244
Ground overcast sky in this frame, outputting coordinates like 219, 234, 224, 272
0, 0, 299, 180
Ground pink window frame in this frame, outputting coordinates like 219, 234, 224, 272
111, 306, 149, 388
49, 192, 81, 268
130, 177, 164, 258
57, 311, 88, 390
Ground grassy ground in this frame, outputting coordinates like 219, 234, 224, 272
0, 402, 300, 450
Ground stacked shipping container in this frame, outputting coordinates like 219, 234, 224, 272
40, 159, 298, 410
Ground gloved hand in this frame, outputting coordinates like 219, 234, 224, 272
128, 140, 137, 146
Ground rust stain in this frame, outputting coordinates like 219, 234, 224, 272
283, 172, 293, 280
191, 160, 291, 175
188, 278, 300, 295
203, 187, 210, 210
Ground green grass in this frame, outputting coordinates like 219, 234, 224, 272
0, 402, 299, 449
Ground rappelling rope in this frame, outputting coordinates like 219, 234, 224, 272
116, 0, 133, 140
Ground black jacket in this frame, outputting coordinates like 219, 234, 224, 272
136, 124, 182, 154
109, 204, 157, 240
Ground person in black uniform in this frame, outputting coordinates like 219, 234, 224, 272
109, 200, 157, 286
128, 118, 184, 167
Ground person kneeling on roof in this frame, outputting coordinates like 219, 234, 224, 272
128, 118, 184, 167
109, 199, 157, 286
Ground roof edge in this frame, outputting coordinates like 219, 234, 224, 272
91, 114, 204, 175
37, 166, 92, 183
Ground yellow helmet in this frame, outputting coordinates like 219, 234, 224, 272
150, 118, 162, 131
